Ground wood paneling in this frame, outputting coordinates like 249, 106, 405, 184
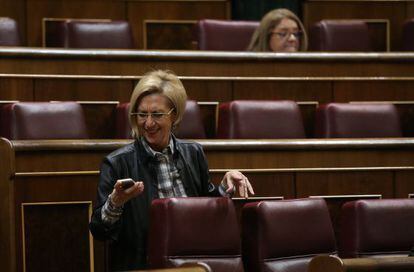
21, 202, 92, 272
144, 20, 196, 50
4, 50, 414, 77
296, 171, 394, 197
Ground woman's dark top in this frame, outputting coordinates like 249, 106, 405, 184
89, 137, 220, 271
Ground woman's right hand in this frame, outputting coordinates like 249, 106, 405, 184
109, 179, 145, 207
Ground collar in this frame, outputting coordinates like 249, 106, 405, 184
139, 136, 175, 158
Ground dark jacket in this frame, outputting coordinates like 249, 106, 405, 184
89, 137, 220, 271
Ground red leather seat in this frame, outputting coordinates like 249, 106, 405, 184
66, 20, 134, 49
0, 102, 88, 139
314, 103, 402, 138
0, 17, 21, 46
148, 197, 243, 272
309, 20, 372, 51
339, 199, 414, 258
217, 100, 305, 139
402, 19, 414, 51
196, 19, 259, 51
115, 100, 206, 139
242, 198, 337, 272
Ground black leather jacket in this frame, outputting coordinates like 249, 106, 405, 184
89, 137, 220, 271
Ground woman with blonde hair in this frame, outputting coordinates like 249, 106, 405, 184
90, 70, 254, 271
248, 8, 308, 52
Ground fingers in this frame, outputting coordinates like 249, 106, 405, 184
223, 171, 255, 198
112, 180, 145, 206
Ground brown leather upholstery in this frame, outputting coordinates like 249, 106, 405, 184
242, 198, 337, 272
0, 17, 21, 46
402, 19, 414, 51
66, 20, 134, 49
309, 20, 371, 52
148, 197, 243, 272
339, 199, 414, 258
174, 100, 206, 139
115, 101, 206, 139
314, 103, 402, 138
0, 102, 88, 139
216, 100, 305, 139
196, 19, 259, 51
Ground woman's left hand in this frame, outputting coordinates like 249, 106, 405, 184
221, 170, 255, 198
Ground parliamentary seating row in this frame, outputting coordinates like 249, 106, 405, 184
148, 197, 414, 272
0, 100, 410, 140
1, 136, 413, 271
3, 16, 414, 51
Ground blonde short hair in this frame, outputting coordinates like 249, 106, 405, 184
247, 8, 308, 52
128, 70, 187, 139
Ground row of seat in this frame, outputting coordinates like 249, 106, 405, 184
0, 101, 403, 140
3, 16, 414, 51
147, 197, 414, 272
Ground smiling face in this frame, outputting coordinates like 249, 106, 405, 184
269, 18, 300, 52
136, 93, 175, 151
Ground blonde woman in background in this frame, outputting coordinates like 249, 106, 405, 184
248, 8, 308, 52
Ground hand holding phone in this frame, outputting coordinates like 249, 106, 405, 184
119, 178, 135, 190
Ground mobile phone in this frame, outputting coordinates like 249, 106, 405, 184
119, 178, 135, 190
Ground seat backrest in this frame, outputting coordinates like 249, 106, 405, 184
115, 101, 206, 139
0, 102, 88, 139
66, 20, 134, 49
0, 17, 21, 46
314, 103, 402, 138
339, 199, 414, 258
309, 20, 371, 51
242, 198, 337, 272
402, 19, 414, 51
196, 19, 259, 51
148, 197, 243, 272
216, 100, 305, 139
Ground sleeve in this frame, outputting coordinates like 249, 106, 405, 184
195, 143, 222, 197
89, 158, 123, 241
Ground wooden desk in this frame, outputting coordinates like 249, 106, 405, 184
1, 137, 414, 272
3, 49, 414, 77
309, 255, 414, 272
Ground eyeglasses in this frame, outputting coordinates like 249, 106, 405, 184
130, 108, 174, 121
271, 31, 302, 40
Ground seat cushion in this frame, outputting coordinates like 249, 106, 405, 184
314, 103, 402, 138
1, 102, 88, 139
148, 197, 243, 272
217, 100, 305, 139
242, 198, 337, 272
196, 19, 259, 51
309, 20, 371, 51
67, 20, 134, 49
339, 199, 414, 258
0, 17, 21, 46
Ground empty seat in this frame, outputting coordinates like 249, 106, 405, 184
339, 199, 414, 258
196, 19, 259, 51
148, 197, 243, 272
217, 100, 305, 139
44, 19, 134, 49
309, 20, 372, 51
0, 17, 21, 46
314, 103, 402, 138
402, 19, 414, 51
115, 101, 206, 139
242, 198, 337, 272
0, 102, 88, 139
